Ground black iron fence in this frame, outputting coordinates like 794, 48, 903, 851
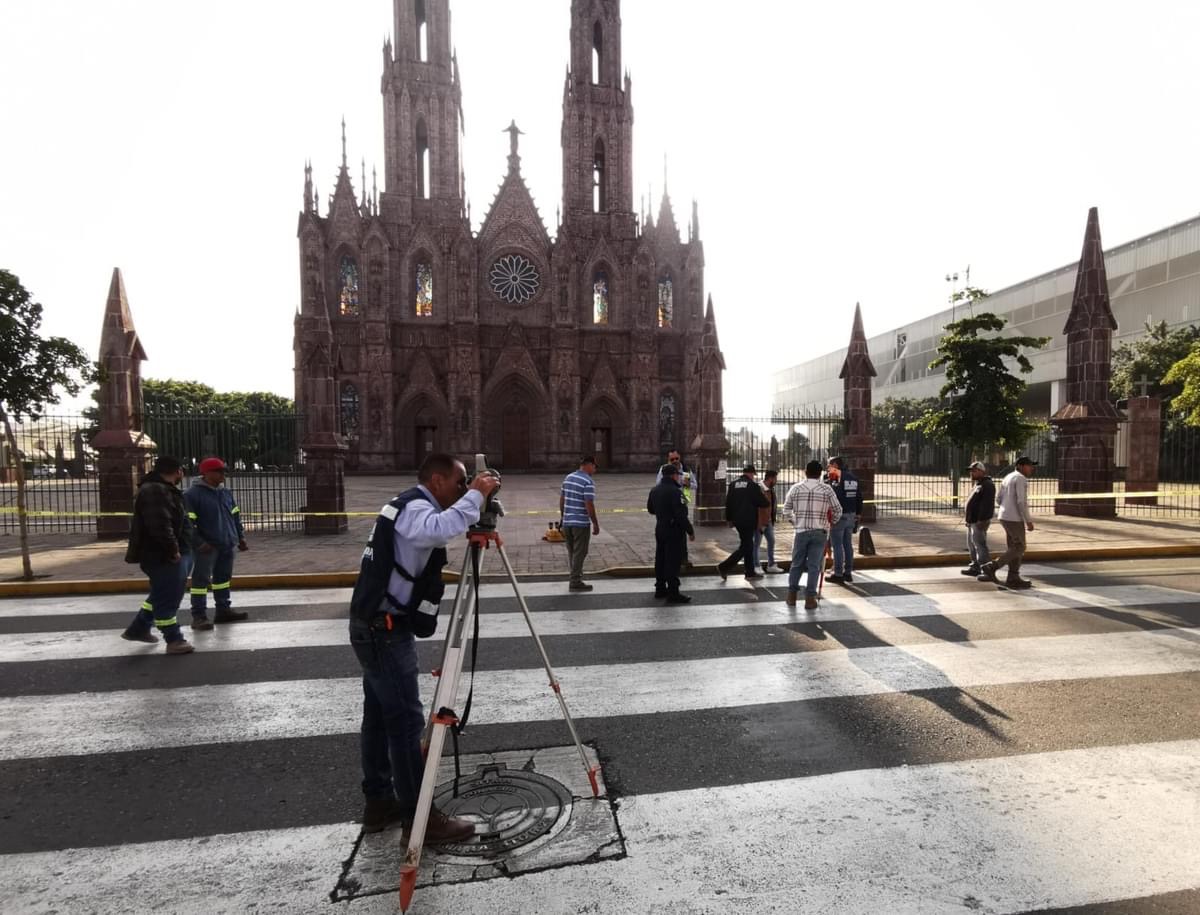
1, 411, 307, 534
726, 410, 1200, 519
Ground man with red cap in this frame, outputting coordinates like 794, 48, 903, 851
184, 457, 250, 629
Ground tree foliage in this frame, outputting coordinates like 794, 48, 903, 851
0, 270, 95, 422
141, 379, 294, 415
907, 310, 1049, 456
1110, 319, 1200, 406
873, 396, 939, 449
1162, 342, 1200, 427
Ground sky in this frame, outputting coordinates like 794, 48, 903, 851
2, 1, 1199, 418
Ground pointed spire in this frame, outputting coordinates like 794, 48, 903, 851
340, 117, 347, 169
100, 268, 146, 361
504, 119, 524, 173
303, 161, 313, 215
657, 181, 678, 243
839, 302, 877, 380
691, 199, 700, 241
1064, 206, 1118, 334
372, 165, 378, 213
360, 157, 368, 209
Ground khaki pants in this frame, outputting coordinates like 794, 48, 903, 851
563, 525, 591, 584
992, 520, 1027, 577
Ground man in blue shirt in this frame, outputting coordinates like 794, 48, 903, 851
559, 456, 599, 592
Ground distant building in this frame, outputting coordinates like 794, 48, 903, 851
773, 213, 1200, 417
292, 0, 725, 471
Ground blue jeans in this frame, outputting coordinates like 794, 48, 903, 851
350, 619, 426, 812
190, 546, 236, 613
831, 512, 856, 575
128, 556, 191, 643
788, 529, 828, 596
754, 524, 776, 567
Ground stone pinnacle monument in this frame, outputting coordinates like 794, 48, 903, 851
1050, 207, 1120, 517
838, 302, 878, 523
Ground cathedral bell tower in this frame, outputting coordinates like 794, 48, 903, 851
562, 0, 635, 237
382, 0, 465, 224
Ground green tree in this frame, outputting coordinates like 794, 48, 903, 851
0, 270, 95, 580
1110, 319, 1200, 406
1163, 342, 1200, 427
907, 309, 1049, 457
873, 396, 939, 450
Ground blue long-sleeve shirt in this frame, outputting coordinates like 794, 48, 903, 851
184, 480, 244, 549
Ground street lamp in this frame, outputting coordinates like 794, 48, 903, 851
946, 272, 959, 324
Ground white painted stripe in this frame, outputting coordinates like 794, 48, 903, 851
0, 587, 355, 618
2, 629, 1197, 761
0, 582, 1195, 663
2, 740, 1196, 914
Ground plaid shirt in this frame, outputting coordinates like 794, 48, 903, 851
782, 479, 843, 532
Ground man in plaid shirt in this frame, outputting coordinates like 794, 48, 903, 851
782, 460, 842, 609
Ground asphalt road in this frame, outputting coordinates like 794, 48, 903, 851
1, 558, 1198, 913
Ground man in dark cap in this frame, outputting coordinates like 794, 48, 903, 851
717, 463, 768, 582
647, 463, 695, 603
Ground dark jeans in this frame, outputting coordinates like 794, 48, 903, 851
720, 524, 758, 576
350, 619, 426, 812
128, 556, 190, 643
190, 546, 236, 612
831, 512, 856, 574
654, 529, 685, 593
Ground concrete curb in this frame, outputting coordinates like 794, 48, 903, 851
3, 543, 1199, 598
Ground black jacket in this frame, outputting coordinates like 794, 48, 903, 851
964, 476, 996, 524
725, 473, 768, 528
125, 472, 193, 564
647, 479, 694, 537
830, 470, 863, 514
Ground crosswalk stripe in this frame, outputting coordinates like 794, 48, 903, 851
1, 582, 1194, 663
2, 739, 1195, 915
2, 628, 1196, 762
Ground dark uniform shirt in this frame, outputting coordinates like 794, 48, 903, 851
647, 478, 695, 537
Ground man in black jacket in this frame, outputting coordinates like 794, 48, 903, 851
717, 464, 769, 581
648, 463, 695, 603
962, 460, 995, 576
121, 456, 195, 655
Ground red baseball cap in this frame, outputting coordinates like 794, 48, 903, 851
198, 457, 227, 474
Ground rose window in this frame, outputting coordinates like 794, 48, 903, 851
489, 254, 541, 304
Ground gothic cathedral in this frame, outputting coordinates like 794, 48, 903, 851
293, 0, 726, 471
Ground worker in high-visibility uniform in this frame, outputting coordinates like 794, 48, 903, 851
184, 457, 249, 629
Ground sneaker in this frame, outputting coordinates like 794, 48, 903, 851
191, 616, 214, 631
745, 572, 764, 581
765, 565, 785, 574
827, 574, 844, 585
1004, 577, 1033, 590
425, 808, 476, 845
961, 566, 981, 576
165, 639, 195, 655
568, 581, 593, 592
976, 563, 998, 583
214, 609, 249, 623
843, 572, 854, 584
665, 592, 693, 604
804, 595, 819, 610
785, 591, 797, 608
121, 629, 158, 644
362, 796, 407, 834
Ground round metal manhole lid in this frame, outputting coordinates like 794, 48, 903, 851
433, 764, 573, 859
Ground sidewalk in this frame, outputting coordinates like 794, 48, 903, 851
2, 473, 1197, 592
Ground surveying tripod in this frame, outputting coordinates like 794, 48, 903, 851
399, 526, 599, 913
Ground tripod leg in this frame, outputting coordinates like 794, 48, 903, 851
495, 543, 600, 798
400, 542, 482, 913
421, 547, 477, 747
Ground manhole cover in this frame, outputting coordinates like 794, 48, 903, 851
433, 763, 573, 858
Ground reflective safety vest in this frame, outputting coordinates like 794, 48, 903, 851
349, 487, 447, 637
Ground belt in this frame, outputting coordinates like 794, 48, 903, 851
367, 613, 405, 632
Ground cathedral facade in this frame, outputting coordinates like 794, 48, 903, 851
293, 0, 725, 471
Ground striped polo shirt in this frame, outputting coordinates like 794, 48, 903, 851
560, 469, 595, 527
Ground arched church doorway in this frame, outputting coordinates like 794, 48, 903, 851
591, 422, 613, 470
501, 399, 531, 469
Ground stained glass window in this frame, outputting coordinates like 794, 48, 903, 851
416, 262, 433, 317
659, 393, 677, 450
339, 256, 360, 317
340, 383, 360, 437
657, 277, 673, 328
593, 270, 609, 325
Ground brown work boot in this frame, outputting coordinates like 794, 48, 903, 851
785, 590, 797, 608
165, 638, 194, 655
804, 595, 819, 610
362, 796, 407, 834
424, 808, 475, 845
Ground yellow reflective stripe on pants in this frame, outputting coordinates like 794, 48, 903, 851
231, 506, 240, 514
212, 581, 231, 591
153, 617, 178, 628
187, 512, 198, 520
141, 601, 153, 611
189, 588, 208, 596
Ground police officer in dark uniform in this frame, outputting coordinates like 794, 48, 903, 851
648, 462, 695, 603
718, 463, 769, 581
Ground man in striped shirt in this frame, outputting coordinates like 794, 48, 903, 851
559, 456, 600, 592
782, 460, 842, 610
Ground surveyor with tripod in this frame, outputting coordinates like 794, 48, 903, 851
347, 453, 499, 840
